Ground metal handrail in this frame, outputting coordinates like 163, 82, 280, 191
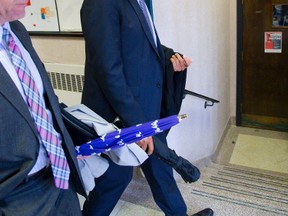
183, 89, 220, 108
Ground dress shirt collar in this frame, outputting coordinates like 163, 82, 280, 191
0, 22, 11, 46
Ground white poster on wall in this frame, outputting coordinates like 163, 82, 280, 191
20, 0, 59, 32
56, 0, 83, 32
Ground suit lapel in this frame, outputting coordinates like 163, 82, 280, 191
0, 63, 38, 133
128, 0, 160, 57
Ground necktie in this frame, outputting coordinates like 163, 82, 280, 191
2, 28, 70, 189
139, 0, 156, 44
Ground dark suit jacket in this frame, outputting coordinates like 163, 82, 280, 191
0, 21, 86, 200
81, 0, 166, 128
162, 46, 187, 118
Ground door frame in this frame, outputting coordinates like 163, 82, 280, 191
236, 0, 244, 126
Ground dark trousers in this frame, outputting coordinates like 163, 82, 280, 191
82, 154, 186, 216
82, 155, 133, 216
1, 168, 81, 216
141, 154, 187, 216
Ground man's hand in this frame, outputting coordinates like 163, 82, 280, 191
136, 136, 154, 155
170, 53, 192, 72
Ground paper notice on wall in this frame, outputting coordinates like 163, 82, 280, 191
264, 32, 282, 53
56, 0, 83, 32
20, 0, 59, 32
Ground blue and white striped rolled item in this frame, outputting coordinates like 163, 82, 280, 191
75, 114, 187, 157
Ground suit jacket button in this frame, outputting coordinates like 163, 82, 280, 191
156, 83, 161, 88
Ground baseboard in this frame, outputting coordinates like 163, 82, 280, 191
210, 116, 235, 163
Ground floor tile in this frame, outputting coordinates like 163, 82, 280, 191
229, 134, 288, 174
112, 201, 163, 216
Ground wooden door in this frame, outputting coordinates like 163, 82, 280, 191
240, 0, 288, 131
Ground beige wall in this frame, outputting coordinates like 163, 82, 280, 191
153, 0, 237, 165
32, 36, 85, 65
30, 0, 237, 172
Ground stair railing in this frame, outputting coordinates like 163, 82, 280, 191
183, 89, 220, 109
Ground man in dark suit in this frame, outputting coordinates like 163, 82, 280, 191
80, 0, 213, 215
0, 1, 86, 215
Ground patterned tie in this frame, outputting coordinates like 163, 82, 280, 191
2, 28, 70, 189
139, 0, 156, 43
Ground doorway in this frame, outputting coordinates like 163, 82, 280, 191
237, 0, 288, 132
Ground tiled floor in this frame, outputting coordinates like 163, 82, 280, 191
78, 192, 163, 216
110, 200, 163, 216
229, 134, 288, 174
79, 125, 288, 216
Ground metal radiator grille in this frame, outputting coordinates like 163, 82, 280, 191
47, 71, 84, 93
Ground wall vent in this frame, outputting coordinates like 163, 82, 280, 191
44, 63, 84, 106
47, 71, 84, 93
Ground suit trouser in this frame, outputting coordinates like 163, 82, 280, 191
1, 167, 81, 216
82, 152, 186, 216
82, 154, 133, 216
142, 133, 187, 216
141, 154, 187, 216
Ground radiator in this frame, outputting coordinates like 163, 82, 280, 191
44, 63, 84, 106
